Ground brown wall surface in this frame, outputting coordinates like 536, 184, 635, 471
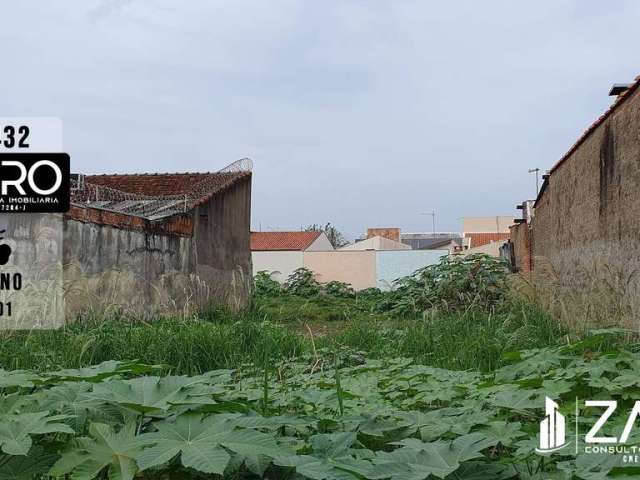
367, 228, 400, 242
531, 86, 640, 320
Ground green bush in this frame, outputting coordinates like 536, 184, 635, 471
253, 270, 282, 297
323, 280, 355, 298
382, 253, 510, 315
284, 267, 322, 297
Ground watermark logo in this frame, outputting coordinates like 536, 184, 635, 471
0, 118, 65, 329
536, 397, 640, 464
0, 153, 70, 213
537, 397, 568, 453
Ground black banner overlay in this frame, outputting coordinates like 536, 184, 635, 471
0, 153, 70, 213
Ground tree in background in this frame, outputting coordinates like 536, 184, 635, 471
305, 222, 348, 248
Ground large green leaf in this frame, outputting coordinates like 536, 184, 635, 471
49, 422, 149, 480
46, 360, 160, 383
89, 375, 206, 414
372, 433, 497, 480
0, 370, 41, 389
0, 411, 74, 455
37, 381, 115, 431
478, 421, 525, 447
136, 413, 291, 474
0, 446, 58, 479
275, 432, 367, 480
490, 389, 544, 410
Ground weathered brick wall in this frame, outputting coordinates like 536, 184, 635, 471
509, 222, 531, 273
65, 205, 194, 236
194, 175, 252, 310
63, 175, 252, 318
531, 85, 640, 322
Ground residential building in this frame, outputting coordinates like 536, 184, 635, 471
252, 229, 445, 291
462, 216, 513, 249
251, 230, 333, 282
340, 235, 410, 251
400, 232, 467, 251
366, 228, 401, 242
462, 216, 514, 234
251, 231, 333, 252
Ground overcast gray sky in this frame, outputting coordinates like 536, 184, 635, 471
1, 1, 638, 239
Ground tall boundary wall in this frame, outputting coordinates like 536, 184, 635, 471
252, 249, 448, 291
527, 80, 640, 322
64, 176, 253, 318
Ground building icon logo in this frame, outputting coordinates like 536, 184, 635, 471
536, 397, 568, 453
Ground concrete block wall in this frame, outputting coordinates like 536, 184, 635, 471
375, 250, 447, 289
63, 217, 202, 318
252, 251, 304, 283
63, 175, 252, 319
304, 251, 377, 290
252, 249, 447, 291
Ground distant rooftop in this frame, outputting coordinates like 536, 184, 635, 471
251, 231, 322, 251
400, 232, 463, 250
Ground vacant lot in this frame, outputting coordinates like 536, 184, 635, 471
0, 255, 637, 479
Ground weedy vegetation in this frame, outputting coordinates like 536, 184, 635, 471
0, 254, 637, 478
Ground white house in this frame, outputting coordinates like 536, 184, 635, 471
251, 231, 333, 282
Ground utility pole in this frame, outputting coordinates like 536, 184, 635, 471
420, 210, 436, 234
528, 168, 540, 196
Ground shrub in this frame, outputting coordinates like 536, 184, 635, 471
253, 271, 282, 297
382, 253, 510, 315
323, 280, 355, 298
284, 268, 322, 297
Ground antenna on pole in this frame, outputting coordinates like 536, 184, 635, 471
419, 210, 436, 234
529, 168, 541, 196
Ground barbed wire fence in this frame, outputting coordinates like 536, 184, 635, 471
70, 158, 252, 220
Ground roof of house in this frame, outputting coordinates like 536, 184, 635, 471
464, 232, 510, 248
251, 231, 322, 251
400, 233, 463, 250
85, 172, 235, 196
71, 159, 252, 221
425, 238, 459, 250
339, 236, 411, 251
550, 76, 640, 174
85, 171, 250, 204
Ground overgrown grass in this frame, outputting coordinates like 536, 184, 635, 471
324, 299, 567, 371
1, 255, 634, 375
2, 296, 630, 375
0, 313, 305, 375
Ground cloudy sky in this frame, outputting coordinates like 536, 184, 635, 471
2, 1, 638, 238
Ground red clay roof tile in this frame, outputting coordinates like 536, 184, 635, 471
464, 232, 510, 248
81, 171, 251, 210
85, 172, 241, 197
251, 231, 322, 251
